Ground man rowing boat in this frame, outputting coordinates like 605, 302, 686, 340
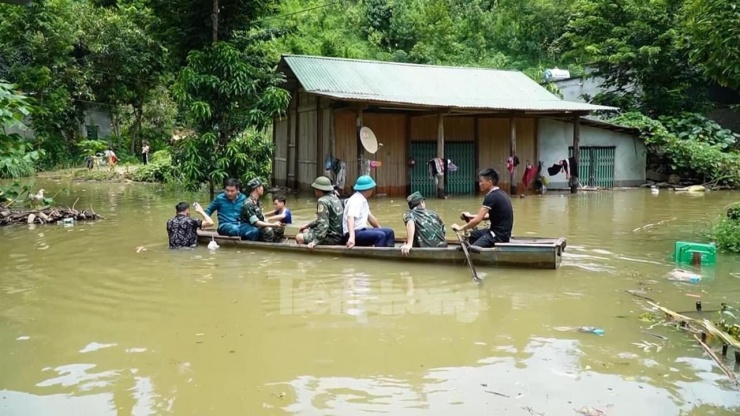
451, 168, 513, 248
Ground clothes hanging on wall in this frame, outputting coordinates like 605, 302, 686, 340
547, 159, 572, 177
336, 161, 347, 190
568, 156, 578, 178
522, 160, 537, 189
427, 158, 458, 177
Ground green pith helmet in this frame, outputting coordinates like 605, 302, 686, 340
247, 178, 263, 190
311, 176, 334, 192
407, 191, 424, 208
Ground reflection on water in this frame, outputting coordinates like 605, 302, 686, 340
1, 180, 740, 415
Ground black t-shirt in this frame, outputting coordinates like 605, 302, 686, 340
482, 188, 513, 242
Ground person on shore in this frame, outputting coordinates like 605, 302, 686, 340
296, 176, 345, 248
265, 195, 292, 225
400, 191, 447, 255
451, 168, 513, 248
240, 178, 284, 242
142, 143, 150, 165
342, 175, 395, 248
167, 201, 214, 249
104, 147, 117, 171
203, 178, 258, 239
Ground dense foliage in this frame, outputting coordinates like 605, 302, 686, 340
0, 0, 739, 191
612, 112, 740, 186
0, 81, 42, 179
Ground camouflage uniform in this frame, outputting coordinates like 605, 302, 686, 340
241, 196, 284, 242
403, 191, 447, 248
304, 194, 345, 245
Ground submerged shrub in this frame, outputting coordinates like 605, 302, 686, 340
712, 219, 740, 253
131, 149, 178, 183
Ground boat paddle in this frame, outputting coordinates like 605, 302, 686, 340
455, 230, 481, 283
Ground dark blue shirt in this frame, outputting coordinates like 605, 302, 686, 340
204, 192, 246, 225
278, 208, 292, 224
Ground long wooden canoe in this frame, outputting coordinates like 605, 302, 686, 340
196, 230, 566, 270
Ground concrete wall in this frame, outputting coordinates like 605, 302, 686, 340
538, 119, 646, 189
552, 77, 606, 103
82, 109, 113, 138
4, 109, 112, 140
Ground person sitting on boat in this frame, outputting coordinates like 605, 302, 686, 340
265, 195, 292, 225
400, 191, 447, 255
204, 178, 258, 240
296, 176, 345, 248
451, 168, 513, 248
342, 175, 395, 248
240, 178, 284, 242
167, 201, 214, 249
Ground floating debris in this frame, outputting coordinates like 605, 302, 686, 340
0, 206, 104, 226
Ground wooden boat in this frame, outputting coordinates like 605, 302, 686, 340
196, 230, 566, 270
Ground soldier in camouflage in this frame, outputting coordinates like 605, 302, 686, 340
296, 176, 345, 248
240, 178, 285, 242
400, 191, 447, 255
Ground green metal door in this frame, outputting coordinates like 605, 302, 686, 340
569, 146, 615, 188
445, 142, 475, 195
410, 142, 475, 197
410, 142, 437, 197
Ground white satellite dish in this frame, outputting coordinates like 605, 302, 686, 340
359, 126, 378, 154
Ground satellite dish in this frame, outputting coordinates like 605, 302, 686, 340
359, 126, 378, 154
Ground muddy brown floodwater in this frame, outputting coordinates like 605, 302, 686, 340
1, 179, 740, 415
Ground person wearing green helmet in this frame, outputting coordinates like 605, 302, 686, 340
400, 191, 447, 255
342, 175, 395, 248
240, 178, 285, 242
296, 176, 345, 248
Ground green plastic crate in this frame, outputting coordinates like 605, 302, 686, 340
674, 241, 717, 265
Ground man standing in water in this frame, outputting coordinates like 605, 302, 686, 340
167, 202, 214, 249
240, 178, 284, 242
204, 178, 258, 240
451, 168, 513, 248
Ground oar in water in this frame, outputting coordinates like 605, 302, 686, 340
454, 230, 481, 283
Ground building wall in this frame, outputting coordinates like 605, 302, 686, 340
334, 111, 407, 196
5, 108, 112, 140
552, 77, 607, 103
538, 119, 646, 188
478, 117, 536, 194
272, 92, 332, 189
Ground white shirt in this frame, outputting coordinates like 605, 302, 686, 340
342, 192, 370, 234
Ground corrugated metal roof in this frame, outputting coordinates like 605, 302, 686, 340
280, 55, 617, 113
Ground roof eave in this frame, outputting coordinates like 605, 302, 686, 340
309, 91, 616, 114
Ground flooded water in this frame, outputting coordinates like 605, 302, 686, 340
1, 179, 740, 415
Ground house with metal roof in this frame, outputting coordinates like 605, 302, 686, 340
272, 55, 645, 197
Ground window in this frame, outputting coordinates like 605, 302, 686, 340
86, 125, 99, 140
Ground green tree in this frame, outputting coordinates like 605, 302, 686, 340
0, 0, 96, 166
0, 81, 43, 179
681, 0, 740, 90
84, 1, 167, 154
156, 0, 290, 195
558, 0, 710, 116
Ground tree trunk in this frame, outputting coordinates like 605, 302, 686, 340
111, 107, 121, 137
212, 0, 219, 43
130, 106, 143, 156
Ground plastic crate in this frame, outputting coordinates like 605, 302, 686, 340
674, 241, 717, 265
